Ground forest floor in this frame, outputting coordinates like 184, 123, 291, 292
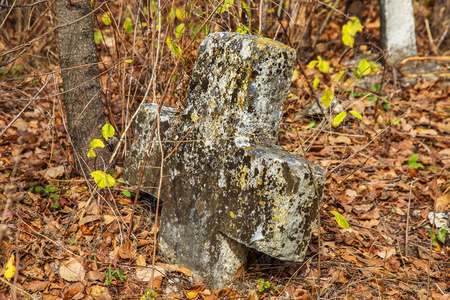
1, 0, 449, 299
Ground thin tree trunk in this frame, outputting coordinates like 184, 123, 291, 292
56, 0, 111, 175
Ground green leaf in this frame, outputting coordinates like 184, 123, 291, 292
293, 69, 299, 78
150, 1, 156, 13
175, 23, 185, 39
51, 203, 59, 208
50, 194, 60, 198
45, 185, 56, 193
94, 31, 103, 44
241, 1, 251, 17
333, 111, 347, 127
123, 190, 132, 197
35, 186, 42, 193
218, 0, 234, 13
102, 124, 115, 141
236, 24, 249, 34
371, 83, 381, 92
167, 8, 176, 23
307, 60, 318, 69
125, 59, 133, 63
166, 36, 182, 57
102, 12, 111, 26
202, 24, 210, 35
313, 76, 320, 90
124, 17, 132, 34
91, 170, 116, 188
330, 211, 350, 228
321, 89, 333, 107
356, 59, 371, 77
334, 70, 346, 82
407, 154, 424, 169
438, 229, 447, 243
349, 110, 362, 120
192, 24, 200, 38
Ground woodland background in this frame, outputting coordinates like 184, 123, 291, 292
0, 0, 449, 299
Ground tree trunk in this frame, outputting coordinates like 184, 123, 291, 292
56, 0, 111, 175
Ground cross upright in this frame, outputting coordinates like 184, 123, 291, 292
124, 32, 326, 288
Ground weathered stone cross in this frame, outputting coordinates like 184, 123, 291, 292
124, 32, 326, 288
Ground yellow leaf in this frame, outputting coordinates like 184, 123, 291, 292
333, 111, 347, 127
317, 56, 329, 73
347, 17, 362, 35
313, 76, 320, 90
342, 25, 354, 47
356, 59, 372, 77
87, 148, 96, 158
349, 110, 362, 120
307, 60, 318, 69
330, 211, 350, 228
91, 171, 116, 188
102, 12, 111, 26
176, 8, 186, 20
321, 89, 333, 107
4, 254, 15, 279
333, 70, 346, 82
166, 37, 182, 57
102, 124, 115, 141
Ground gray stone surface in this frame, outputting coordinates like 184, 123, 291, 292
380, 0, 418, 63
124, 32, 326, 288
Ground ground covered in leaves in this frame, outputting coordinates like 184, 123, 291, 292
1, 0, 449, 299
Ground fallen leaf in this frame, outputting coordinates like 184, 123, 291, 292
136, 254, 146, 266
79, 215, 101, 226
246, 290, 259, 300
3, 254, 15, 279
64, 282, 84, 299
89, 285, 111, 298
38, 165, 65, 179
435, 194, 450, 213
59, 257, 85, 282
135, 266, 165, 281
118, 240, 135, 259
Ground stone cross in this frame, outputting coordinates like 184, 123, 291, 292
124, 32, 326, 288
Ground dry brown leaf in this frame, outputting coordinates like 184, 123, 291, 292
22, 265, 45, 280
435, 193, 450, 213
59, 257, 85, 282
136, 254, 146, 266
103, 215, 115, 225
79, 215, 101, 226
64, 282, 84, 299
22, 281, 49, 292
38, 165, 64, 179
246, 290, 259, 300
89, 285, 111, 298
152, 275, 163, 290
118, 240, 135, 259
135, 266, 165, 281
86, 270, 104, 281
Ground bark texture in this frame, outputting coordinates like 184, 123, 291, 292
56, 0, 111, 174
